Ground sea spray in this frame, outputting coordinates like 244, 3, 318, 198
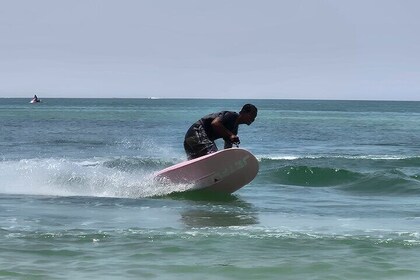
0, 157, 193, 198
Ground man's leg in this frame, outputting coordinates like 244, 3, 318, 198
184, 125, 217, 160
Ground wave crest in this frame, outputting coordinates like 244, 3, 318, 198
260, 165, 362, 187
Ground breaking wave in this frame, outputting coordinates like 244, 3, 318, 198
258, 155, 420, 195
2, 154, 420, 198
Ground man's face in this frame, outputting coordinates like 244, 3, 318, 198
245, 111, 257, 125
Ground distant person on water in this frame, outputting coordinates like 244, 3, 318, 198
184, 104, 258, 160
31, 95, 40, 103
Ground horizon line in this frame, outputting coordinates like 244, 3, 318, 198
1, 97, 420, 102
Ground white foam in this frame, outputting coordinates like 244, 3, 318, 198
258, 154, 418, 161
0, 158, 191, 198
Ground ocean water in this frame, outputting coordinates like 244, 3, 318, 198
1, 98, 420, 279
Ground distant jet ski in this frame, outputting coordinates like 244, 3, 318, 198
30, 95, 41, 103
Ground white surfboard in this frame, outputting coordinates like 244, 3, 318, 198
155, 148, 259, 194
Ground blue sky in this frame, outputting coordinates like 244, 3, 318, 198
1, 0, 419, 100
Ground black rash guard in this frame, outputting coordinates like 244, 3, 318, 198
197, 111, 239, 141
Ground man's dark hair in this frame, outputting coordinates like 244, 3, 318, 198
240, 104, 258, 115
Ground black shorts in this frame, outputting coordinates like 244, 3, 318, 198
183, 124, 218, 160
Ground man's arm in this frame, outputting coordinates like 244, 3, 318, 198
211, 117, 239, 145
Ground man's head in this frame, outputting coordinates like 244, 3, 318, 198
239, 104, 258, 125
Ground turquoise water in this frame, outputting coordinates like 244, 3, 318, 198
1, 98, 420, 279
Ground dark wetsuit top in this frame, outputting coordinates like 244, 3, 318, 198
198, 111, 239, 141
184, 111, 239, 159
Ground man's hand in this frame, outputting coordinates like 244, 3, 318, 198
230, 135, 240, 145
